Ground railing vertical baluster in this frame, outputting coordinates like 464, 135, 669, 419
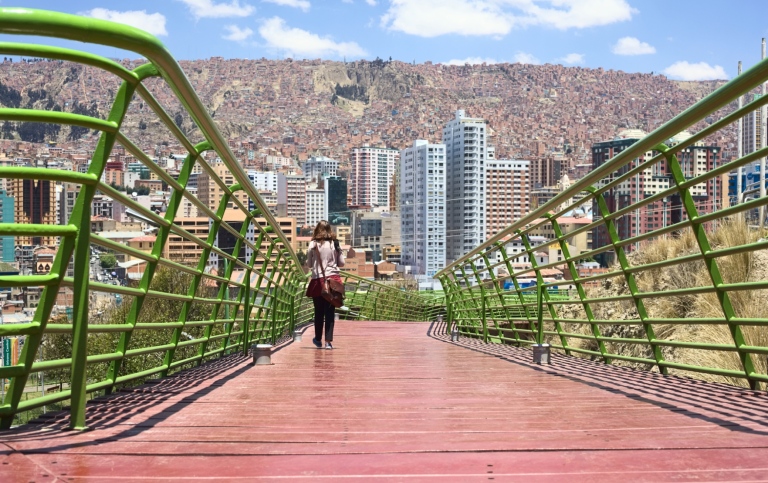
519, 232, 570, 355
161, 141, 213, 377
71, 67, 155, 428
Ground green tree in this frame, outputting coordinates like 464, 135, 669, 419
296, 249, 307, 267
100, 253, 117, 269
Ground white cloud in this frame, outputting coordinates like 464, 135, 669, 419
366, 0, 378, 5
663, 61, 728, 81
81, 8, 168, 36
381, 0, 636, 38
444, 57, 498, 66
524, 0, 637, 30
381, 0, 513, 38
263, 0, 311, 11
513, 52, 541, 65
558, 53, 584, 65
259, 17, 368, 59
178, 0, 255, 19
223, 24, 254, 41
612, 36, 655, 55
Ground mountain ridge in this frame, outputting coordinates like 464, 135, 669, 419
0, 57, 730, 165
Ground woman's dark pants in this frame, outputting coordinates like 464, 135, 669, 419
313, 296, 335, 342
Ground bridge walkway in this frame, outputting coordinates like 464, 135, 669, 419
2, 321, 768, 481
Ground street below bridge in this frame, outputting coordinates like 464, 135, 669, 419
2, 321, 768, 481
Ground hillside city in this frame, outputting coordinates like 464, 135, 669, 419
0, 56, 751, 323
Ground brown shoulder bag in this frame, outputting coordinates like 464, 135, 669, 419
314, 242, 345, 308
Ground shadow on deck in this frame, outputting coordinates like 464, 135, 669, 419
2, 321, 768, 481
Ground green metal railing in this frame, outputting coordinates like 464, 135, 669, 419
0, 9, 433, 429
0, 8, 309, 429
295, 272, 440, 323
438, 54, 768, 390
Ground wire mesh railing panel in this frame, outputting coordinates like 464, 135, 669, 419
0, 8, 309, 429
437, 54, 768, 391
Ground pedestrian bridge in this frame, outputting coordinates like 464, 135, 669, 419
2, 8, 768, 479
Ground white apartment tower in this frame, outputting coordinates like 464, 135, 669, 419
350, 145, 399, 209
400, 140, 446, 277
305, 185, 326, 227
741, 93, 764, 176
443, 110, 487, 263
248, 171, 279, 193
277, 174, 306, 226
303, 156, 339, 182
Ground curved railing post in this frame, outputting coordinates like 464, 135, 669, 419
69, 64, 157, 428
158, 142, 211, 376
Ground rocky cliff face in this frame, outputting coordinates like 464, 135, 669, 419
316, 59, 427, 106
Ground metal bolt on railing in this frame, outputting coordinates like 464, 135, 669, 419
252, 344, 273, 365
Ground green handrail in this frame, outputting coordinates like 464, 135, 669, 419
0, 8, 440, 429
0, 8, 314, 429
437, 52, 768, 390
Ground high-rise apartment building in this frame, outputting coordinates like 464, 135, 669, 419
197, 161, 249, 212
349, 145, 399, 209
736, 92, 766, 201
351, 210, 401, 263
741, 93, 764, 158
530, 157, 562, 189
325, 176, 349, 226
248, 171, 279, 193
305, 185, 325, 227
486, 160, 531, 238
443, 110, 487, 263
173, 213, 296, 271
277, 174, 306, 227
591, 129, 721, 266
175, 187, 199, 218
400, 140, 446, 277
58, 182, 80, 225
248, 170, 280, 214
303, 155, 339, 182
8, 178, 59, 247
0, 189, 14, 262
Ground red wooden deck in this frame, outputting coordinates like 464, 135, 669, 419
2, 321, 768, 481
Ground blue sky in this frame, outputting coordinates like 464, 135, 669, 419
2, 1, 767, 80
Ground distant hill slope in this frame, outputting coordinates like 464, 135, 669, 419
0, 58, 731, 164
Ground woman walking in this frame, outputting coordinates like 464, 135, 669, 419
306, 220, 345, 349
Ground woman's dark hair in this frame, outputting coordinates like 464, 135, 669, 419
312, 220, 336, 241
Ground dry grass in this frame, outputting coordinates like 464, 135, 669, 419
552, 219, 768, 388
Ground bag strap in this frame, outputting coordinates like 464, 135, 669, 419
314, 242, 328, 280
